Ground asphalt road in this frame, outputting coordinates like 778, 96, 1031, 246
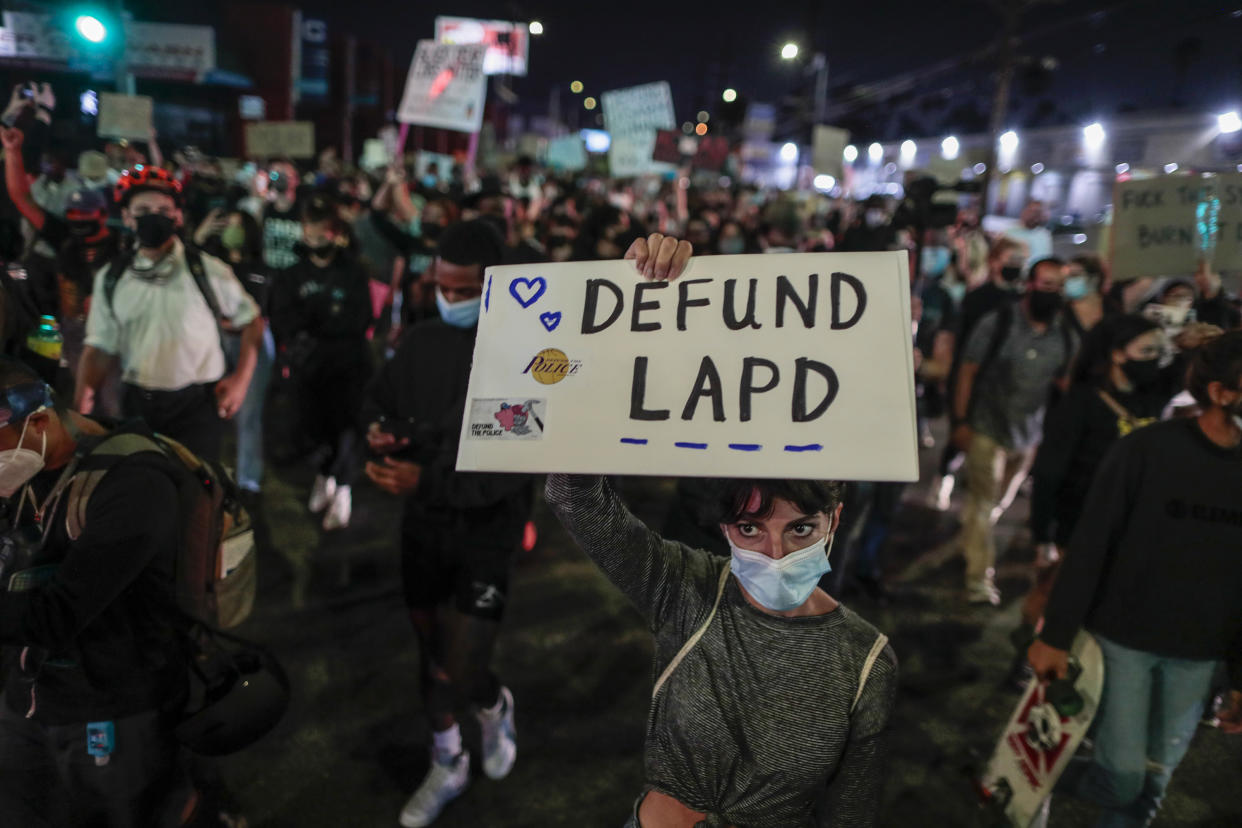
220, 433, 1242, 828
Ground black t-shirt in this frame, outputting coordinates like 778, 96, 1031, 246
0, 449, 185, 724
916, 279, 959, 357
262, 202, 303, 270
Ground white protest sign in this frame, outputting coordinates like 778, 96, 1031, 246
1112, 174, 1242, 278
397, 40, 488, 133
546, 134, 587, 171
601, 82, 676, 178
96, 93, 153, 140
457, 252, 918, 481
244, 122, 315, 159
812, 126, 849, 179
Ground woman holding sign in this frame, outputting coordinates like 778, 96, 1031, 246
547, 235, 896, 828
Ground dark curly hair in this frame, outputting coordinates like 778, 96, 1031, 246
1187, 329, 1242, 409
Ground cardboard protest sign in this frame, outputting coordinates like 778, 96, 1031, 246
1112, 174, 1242, 278
601, 81, 676, 178
96, 93, 153, 140
811, 126, 849, 179
244, 122, 315, 159
693, 136, 730, 172
652, 129, 682, 164
457, 252, 918, 481
546, 135, 587, 171
397, 40, 488, 133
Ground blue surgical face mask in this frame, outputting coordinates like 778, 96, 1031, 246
921, 245, 951, 278
435, 286, 481, 328
422, 174, 438, 189
727, 531, 833, 612
1064, 275, 1092, 300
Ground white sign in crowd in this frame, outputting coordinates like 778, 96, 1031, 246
397, 40, 489, 133
1111, 174, 1241, 277
457, 252, 919, 481
601, 81, 677, 178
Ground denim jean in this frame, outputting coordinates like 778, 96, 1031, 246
1059, 634, 1217, 828
222, 328, 275, 492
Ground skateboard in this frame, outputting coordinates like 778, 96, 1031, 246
977, 631, 1104, 827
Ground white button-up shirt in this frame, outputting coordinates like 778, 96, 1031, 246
85, 239, 260, 391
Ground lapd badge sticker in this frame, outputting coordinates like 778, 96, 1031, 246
468, 399, 546, 440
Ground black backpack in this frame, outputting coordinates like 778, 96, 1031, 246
966, 303, 1075, 419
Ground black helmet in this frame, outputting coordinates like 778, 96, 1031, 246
175, 639, 290, 756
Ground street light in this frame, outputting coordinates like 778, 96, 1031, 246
999, 130, 1019, 153
900, 140, 916, 166
780, 42, 799, 60
868, 142, 883, 164
941, 136, 959, 160
843, 145, 858, 163
528, 21, 544, 35
779, 142, 799, 162
1083, 122, 1106, 150
74, 14, 108, 44
722, 88, 737, 103
583, 97, 597, 111
1218, 111, 1242, 134
570, 81, 583, 94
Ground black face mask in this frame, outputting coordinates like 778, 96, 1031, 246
421, 223, 443, 242
1027, 289, 1063, 323
1121, 357, 1161, 388
296, 240, 336, 259
134, 214, 177, 248
1001, 265, 1023, 283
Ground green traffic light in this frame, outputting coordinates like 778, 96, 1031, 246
74, 15, 108, 44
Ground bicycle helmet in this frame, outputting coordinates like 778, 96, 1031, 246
113, 164, 183, 207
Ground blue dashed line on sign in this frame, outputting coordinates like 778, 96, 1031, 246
784, 444, 824, 452
674, 442, 709, 450
619, 438, 649, 445
728, 444, 762, 452
484, 274, 493, 312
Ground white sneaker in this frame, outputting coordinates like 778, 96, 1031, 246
966, 579, 1002, 606
322, 485, 351, 531
477, 686, 516, 780
399, 750, 470, 828
933, 474, 955, 511
308, 475, 336, 513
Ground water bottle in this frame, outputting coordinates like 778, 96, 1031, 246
26, 316, 63, 363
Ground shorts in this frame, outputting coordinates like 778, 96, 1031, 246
400, 499, 528, 621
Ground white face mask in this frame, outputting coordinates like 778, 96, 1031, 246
726, 531, 834, 612
0, 416, 46, 498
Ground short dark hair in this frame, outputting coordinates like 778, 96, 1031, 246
1029, 256, 1066, 277
1188, 330, 1242, 408
710, 478, 844, 524
437, 219, 506, 271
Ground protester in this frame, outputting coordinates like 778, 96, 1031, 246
363, 220, 531, 827
1003, 199, 1053, 267
545, 234, 895, 828
951, 256, 1074, 605
0, 359, 195, 825
269, 194, 374, 530
258, 160, 303, 270
195, 207, 274, 495
1028, 330, 1242, 827
75, 166, 263, 462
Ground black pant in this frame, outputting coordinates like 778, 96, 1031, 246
0, 702, 191, 827
298, 355, 368, 486
122, 383, 223, 463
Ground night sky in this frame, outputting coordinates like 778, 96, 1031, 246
131, 0, 1240, 140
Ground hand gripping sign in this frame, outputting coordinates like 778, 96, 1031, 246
456, 252, 918, 481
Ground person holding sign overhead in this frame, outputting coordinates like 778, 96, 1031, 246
547, 234, 897, 828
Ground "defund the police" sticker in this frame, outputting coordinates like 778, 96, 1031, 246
468, 399, 546, 440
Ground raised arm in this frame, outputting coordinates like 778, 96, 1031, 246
1, 127, 46, 230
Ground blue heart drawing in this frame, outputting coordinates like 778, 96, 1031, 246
509, 277, 547, 309
540, 311, 562, 332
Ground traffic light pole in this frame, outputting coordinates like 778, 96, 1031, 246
111, 0, 134, 95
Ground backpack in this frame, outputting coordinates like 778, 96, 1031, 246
64, 428, 257, 629
102, 243, 227, 345
965, 303, 1075, 420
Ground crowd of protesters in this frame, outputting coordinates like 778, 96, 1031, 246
0, 78, 1239, 828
